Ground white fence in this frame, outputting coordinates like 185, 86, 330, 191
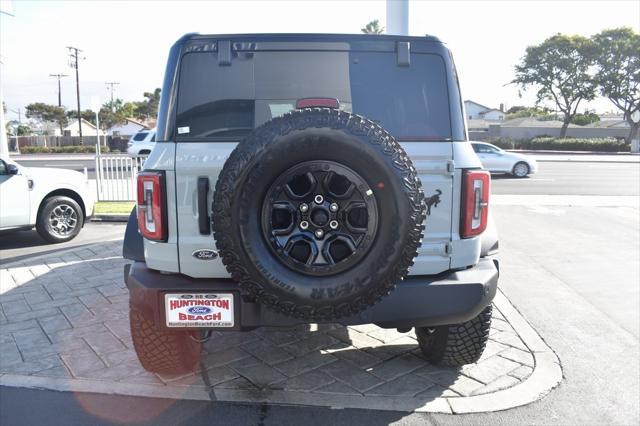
95, 155, 146, 201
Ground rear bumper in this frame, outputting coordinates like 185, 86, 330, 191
125, 258, 499, 330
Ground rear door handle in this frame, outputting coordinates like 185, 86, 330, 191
197, 177, 210, 235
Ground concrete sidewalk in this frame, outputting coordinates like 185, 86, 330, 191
516, 152, 640, 163
9, 153, 96, 161
0, 242, 561, 414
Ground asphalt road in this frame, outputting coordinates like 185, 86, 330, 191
0, 222, 126, 265
492, 161, 640, 195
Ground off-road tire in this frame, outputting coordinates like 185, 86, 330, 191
416, 305, 492, 367
36, 196, 84, 243
212, 108, 425, 321
129, 308, 201, 374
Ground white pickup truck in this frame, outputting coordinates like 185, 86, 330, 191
0, 156, 94, 242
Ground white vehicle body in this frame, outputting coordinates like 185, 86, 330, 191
0, 156, 94, 230
143, 141, 488, 277
471, 141, 538, 176
126, 129, 156, 156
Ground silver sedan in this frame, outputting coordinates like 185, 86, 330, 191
471, 142, 538, 177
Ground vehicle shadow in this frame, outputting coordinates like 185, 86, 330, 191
0, 229, 48, 249
0, 250, 460, 421
0, 229, 105, 267
489, 173, 529, 180
197, 323, 459, 413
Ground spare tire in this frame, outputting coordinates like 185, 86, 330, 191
212, 108, 425, 321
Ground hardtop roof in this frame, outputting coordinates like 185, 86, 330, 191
178, 32, 443, 44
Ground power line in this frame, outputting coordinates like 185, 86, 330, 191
49, 73, 68, 107
67, 46, 84, 140
105, 81, 120, 110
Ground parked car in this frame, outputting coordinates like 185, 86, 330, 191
0, 156, 93, 243
471, 141, 538, 177
126, 129, 156, 156
123, 33, 499, 374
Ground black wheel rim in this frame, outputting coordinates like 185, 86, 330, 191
261, 160, 378, 276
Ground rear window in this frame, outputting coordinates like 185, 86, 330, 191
132, 132, 148, 141
176, 49, 452, 141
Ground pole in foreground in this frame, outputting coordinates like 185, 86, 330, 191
386, 0, 409, 35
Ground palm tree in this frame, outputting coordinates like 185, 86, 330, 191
361, 19, 384, 34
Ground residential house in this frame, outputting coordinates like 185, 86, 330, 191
107, 118, 148, 137
61, 118, 104, 137
464, 100, 505, 121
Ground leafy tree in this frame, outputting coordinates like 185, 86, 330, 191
512, 34, 596, 137
66, 109, 96, 126
134, 88, 161, 120
570, 112, 600, 126
99, 99, 137, 129
25, 102, 68, 131
16, 124, 32, 136
505, 106, 554, 120
591, 27, 640, 143
361, 19, 384, 34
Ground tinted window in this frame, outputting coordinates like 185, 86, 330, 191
0, 160, 6, 175
176, 49, 451, 140
133, 132, 148, 141
475, 144, 498, 153
150, 133, 156, 142
350, 52, 451, 140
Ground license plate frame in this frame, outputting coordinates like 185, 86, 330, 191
164, 293, 235, 328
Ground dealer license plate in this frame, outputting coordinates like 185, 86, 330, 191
165, 293, 234, 328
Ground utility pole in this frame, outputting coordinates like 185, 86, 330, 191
105, 82, 120, 111
49, 73, 68, 135
49, 73, 68, 107
67, 46, 84, 141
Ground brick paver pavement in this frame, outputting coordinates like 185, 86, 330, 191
0, 241, 560, 413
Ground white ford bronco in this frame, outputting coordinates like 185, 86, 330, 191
123, 33, 499, 374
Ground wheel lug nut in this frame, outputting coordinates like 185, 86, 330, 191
299, 203, 309, 213
300, 221, 309, 230
330, 203, 338, 212
314, 194, 324, 204
315, 229, 324, 239
329, 220, 339, 229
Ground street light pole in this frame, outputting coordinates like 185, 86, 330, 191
67, 46, 84, 142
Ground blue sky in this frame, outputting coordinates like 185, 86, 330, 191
1, 0, 639, 122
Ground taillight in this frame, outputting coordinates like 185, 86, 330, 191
137, 171, 167, 241
461, 170, 490, 238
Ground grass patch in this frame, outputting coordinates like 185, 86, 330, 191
94, 202, 135, 215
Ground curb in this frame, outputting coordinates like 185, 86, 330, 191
508, 150, 636, 155
0, 288, 562, 414
533, 159, 639, 164
90, 214, 129, 222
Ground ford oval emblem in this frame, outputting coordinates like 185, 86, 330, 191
192, 249, 218, 260
188, 306, 213, 315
